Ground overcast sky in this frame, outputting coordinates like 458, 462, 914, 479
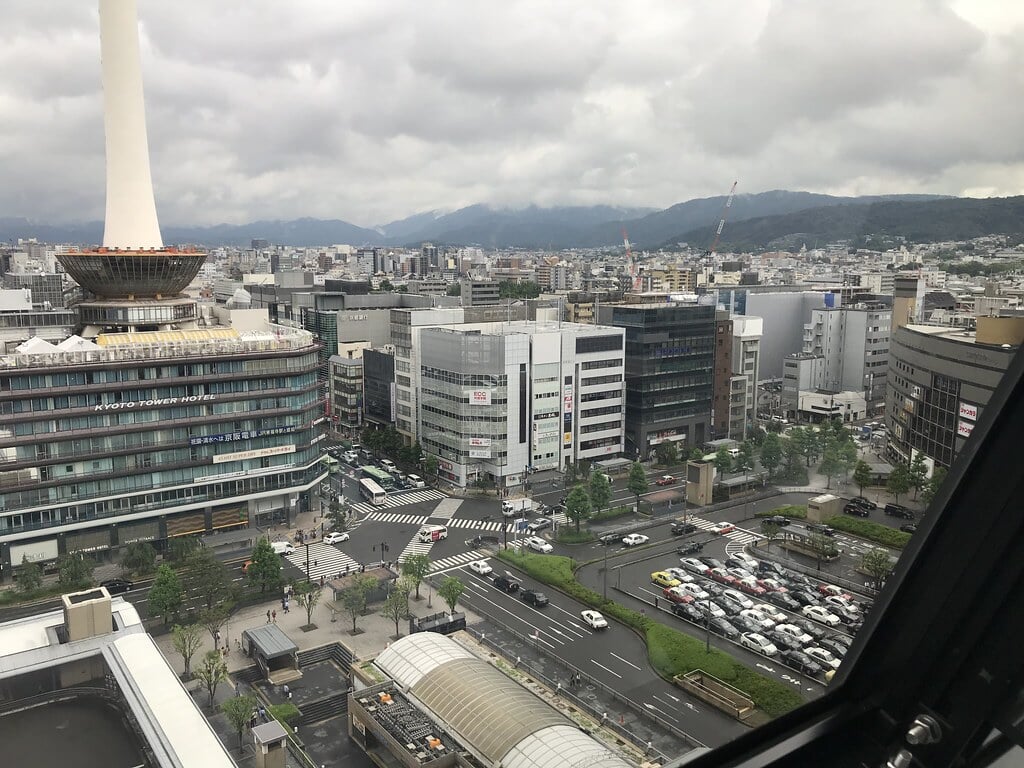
3, 0, 1022, 228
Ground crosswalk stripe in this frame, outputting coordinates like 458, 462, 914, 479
349, 489, 447, 515
363, 511, 430, 525
283, 541, 361, 581
428, 498, 463, 520
428, 550, 487, 573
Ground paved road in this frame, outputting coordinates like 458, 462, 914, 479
434, 557, 750, 750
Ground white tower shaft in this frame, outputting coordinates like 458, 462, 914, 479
100, 0, 163, 249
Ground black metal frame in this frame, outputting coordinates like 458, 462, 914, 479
681, 344, 1024, 767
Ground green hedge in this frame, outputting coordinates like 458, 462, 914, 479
497, 550, 803, 717
268, 702, 301, 731
825, 516, 911, 549
756, 504, 807, 520
556, 530, 595, 544
590, 505, 634, 523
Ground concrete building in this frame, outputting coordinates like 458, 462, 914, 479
731, 315, 763, 438
417, 320, 625, 487
362, 348, 396, 427
0, 289, 77, 352
712, 312, 746, 441
2, 273, 65, 308
598, 301, 715, 459
886, 315, 1024, 469
459, 278, 501, 306
856, 272, 895, 294
328, 343, 370, 436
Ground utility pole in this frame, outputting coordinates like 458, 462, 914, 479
602, 545, 609, 600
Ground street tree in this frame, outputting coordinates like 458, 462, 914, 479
341, 574, 375, 634
783, 437, 803, 476
853, 460, 873, 498
194, 649, 229, 708
220, 694, 257, 748
186, 548, 230, 609
380, 581, 411, 638
171, 623, 203, 679
17, 555, 43, 593
806, 532, 838, 571
759, 432, 783, 479
293, 580, 322, 628
839, 440, 859, 480
58, 553, 93, 590
422, 454, 439, 483
120, 541, 157, 577
909, 452, 928, 500
794, 427, 822, 467
921, 467, 947, 506
564, 484, 592, 533
246, 539, 282, 594
886, 463, 912, 504
626, 461, 649, 515
736, 441, 755, 477
861, 549, 895, 589
689, 447, 705, 461
655, 441, 678, 467
326, 499, 349, 533
166, 536, 199, 564
589, 471, 611, 513
401, 554, 431, 600
438, 576, 465, 615
149, 564, 184, 625
200, 603, 232, 648
713, 447, 733, 477
761, 522, 782, 553
818, 439, 842, 489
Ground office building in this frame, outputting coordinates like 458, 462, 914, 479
459, 278, 501, 306
731, 315, 763, 438
712, 312, 743, 440
886, 315, 1024, 469
416, 321, 625, 487
598, 301, 715, 459
328, 343, 370, 436
362, 348, 396, 427
2, 273, 65, 308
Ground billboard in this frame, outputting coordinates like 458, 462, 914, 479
212, 444, 296, 464
957, 420, 975, 438
469, 449, 491, 458
563, 383, 574, 446
958, 402, 978, 421
467, 390, 492, 406
468, 437, 491, 447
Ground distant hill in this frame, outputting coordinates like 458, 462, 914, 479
584, 190, 950, 249
666, 196, 1024, 251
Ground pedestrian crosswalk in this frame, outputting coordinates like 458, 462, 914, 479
349, 489, 447, 515
689, 516, 763, 546
428, 550, 489, 574
283, 541, 361, 581
429, 498, 463, 520
362, 511, 522, 533
363, 511, 431, 526
397, 536, 434, 564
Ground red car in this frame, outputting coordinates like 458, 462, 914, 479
737, 577, 767, 596
663, 586, 695, 604
708, 567, 740, 586
655, 475, 677, 486
818, 584, 854, 600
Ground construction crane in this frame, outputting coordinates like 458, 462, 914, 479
706, 180, 739, 258
623, 227, 643, 291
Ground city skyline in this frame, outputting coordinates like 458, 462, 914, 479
2, 0, 1021, 228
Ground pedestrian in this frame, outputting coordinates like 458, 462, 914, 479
314, 559, 318, 568
320, 575, 325, 588
283, 684, 290, 699
654, 596, 659, 609
266, 610, 271, 624
272, 610, 277, 623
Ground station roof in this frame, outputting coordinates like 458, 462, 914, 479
375, 633, 632, 768
242, 625, 298, 660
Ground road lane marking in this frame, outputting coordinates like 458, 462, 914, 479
610, 652, 641, 671
461, 581, 588, 641
458, 590, 562, 648
589, 659, 622, 678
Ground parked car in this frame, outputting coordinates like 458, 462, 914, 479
100, 578, 134, 595
707, 617, 741, 640
775, 623, 814, 645
884, 503, 915, 520
739, 608, 776, 631
768, 629, 805, 652
655, 475, 677, 486
323, 531, 350, 544
757, 560, 787, 577
781, 649, 825, 677
524, 536, 553, 553
758, 577, 788, 593
730, 552, 761, 571
677, 582, 711, 600
790, 590, 821, 608
663, 586, 696, 604
700, 601, 727, 619
671, 602, 705, 623
651, 571, 682, 588
818, 584, 854, 599
805, 523, 836, 537
818, 636, 851, 658
671, 521, 697, 535
699, 556, 726, 570
900, 523, 918, 533
680, 557, 710, 575
803, 605, 842, 627
790, 618, 828, 641
708, 567, 740, 586
580, 610, 608, 630
767, 591, 802, 611
664, 567, 693, 583
740, 632, 779, 656
762, 515, 791, 527
737, 576, 768, 596
804, 646, 842, 670
468, 560, 493, 576
622, 533, 650, 547
676, 541, 704, 555
721, 588, 754, 611
598, 532, 621, 546
843, 503, 870, 517
406, 473, 426, 487
493, 575, 520, 593
727, 567, 755, 582
521, 589, 550, 607
849, 496, 878, 510
710, 521, 737, 535
824, 594, 859, 613
753, 602, 787, 623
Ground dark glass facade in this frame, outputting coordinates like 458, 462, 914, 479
363, 348, 396, 426
56, 250, 206, 298
600, 303, 715, 458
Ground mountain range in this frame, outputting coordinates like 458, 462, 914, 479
5, 191, 1022, 251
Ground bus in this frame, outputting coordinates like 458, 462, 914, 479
358, 478, 387, 506
361, 465, 394, 489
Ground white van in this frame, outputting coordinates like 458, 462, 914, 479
271, 541, 295, 555
417, 525, 448, 543
406, 473, 426, 488
380, 458, 398, 473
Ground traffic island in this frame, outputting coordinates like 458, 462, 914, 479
674, 670, 754, 720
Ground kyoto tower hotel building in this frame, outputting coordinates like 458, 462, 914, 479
0, 1, 325, 573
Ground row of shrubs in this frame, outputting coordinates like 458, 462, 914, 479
556, 530, 594, 544
497, 550, 804, 718
755, 504, 808, 520
590, 505, 635, 523
825, 516, 911, 549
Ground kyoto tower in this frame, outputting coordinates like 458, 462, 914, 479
59, 0, 205, 329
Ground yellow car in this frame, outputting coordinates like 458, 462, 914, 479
651, 571, 682, 588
